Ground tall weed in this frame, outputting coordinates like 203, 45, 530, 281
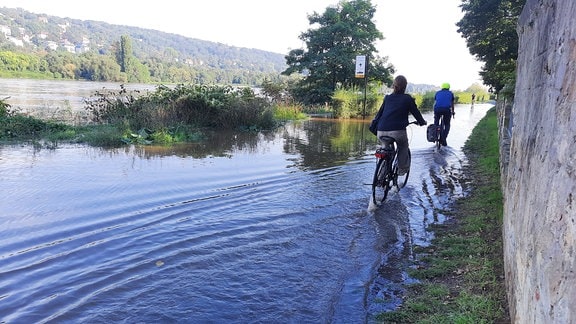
84, 84, 276, 132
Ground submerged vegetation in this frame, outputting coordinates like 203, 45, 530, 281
0, 84, 309, 147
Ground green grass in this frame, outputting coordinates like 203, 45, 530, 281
0, 70, 56, 79
273, 104, 308, 121
377, 107, 508, 323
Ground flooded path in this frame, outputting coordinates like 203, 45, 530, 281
0, 104, 493, 323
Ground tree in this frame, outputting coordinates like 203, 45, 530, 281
125, 59, 151, 83
43, 51, 79, 79
115, 35, 150, 83
77, 52, 124, 82
456, 0, 526, 94
116, 35, 132, 73
261, 78, 287, 103
283, 0, 394, 105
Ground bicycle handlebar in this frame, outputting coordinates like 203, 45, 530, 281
408, 120, 425, 126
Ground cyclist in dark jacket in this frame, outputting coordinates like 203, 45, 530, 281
371, 75, 427, 175
433, 83, 455, 146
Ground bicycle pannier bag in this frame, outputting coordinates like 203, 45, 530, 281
426, 124, 436, 142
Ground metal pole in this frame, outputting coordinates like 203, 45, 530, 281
362, 56, 368, 119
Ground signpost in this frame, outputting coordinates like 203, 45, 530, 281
355, 55, 368, 118
355, 55, 366, 79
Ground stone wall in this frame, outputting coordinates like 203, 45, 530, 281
503, 0, 576, 322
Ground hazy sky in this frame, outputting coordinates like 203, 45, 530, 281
1, 0, 484, 90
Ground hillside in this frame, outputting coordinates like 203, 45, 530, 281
0, 7, 286, 84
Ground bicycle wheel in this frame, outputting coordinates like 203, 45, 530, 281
372, 158, 390, 204
393, 150, 411, 189
435, 115, 444, 149
435, 123, 442, 150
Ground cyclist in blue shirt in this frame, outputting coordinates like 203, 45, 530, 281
434, 83, 455, 146
372, 75, 427, 175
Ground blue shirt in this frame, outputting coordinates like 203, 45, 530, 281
434, 89, 454, 112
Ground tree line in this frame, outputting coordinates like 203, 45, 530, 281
0, 45, 280, 85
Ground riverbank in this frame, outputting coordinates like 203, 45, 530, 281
378, 107, 509, 323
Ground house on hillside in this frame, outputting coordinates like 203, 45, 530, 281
7, 36, 23, 47
45, 41, 58, 51
0, 25, 10, 36
60, 39, 75, 53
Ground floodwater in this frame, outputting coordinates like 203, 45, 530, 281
0, 99, 493, 323
0, 78, 156, 112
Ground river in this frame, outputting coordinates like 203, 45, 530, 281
0, 78, 156, 113
0, 79, 493, 323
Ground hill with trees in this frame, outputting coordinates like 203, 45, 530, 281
0, 6, 286, 85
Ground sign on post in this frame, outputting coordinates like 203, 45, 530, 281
355, 55, 366, 78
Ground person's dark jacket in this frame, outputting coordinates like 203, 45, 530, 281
373, 93, 426, 131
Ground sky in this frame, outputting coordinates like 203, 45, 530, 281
1, 0, 484, 90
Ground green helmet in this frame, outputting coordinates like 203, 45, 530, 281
441, 82, 450, 90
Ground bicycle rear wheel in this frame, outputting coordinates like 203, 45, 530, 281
372, 158, 391, 204
435, 115, 444, 149
393, 150, 411, 189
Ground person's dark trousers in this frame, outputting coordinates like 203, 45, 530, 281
434, 110, 452, 143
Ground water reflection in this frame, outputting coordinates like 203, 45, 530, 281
283, 118, 373, 170
78, 118, 376, 170
107, 130, 274, 160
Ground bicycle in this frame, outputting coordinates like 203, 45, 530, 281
434, 111, 453, 149
371, 122, 416, 205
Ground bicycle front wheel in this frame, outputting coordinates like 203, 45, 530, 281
372, 158, 391, 204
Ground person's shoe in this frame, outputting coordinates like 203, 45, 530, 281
441, 139, 448, 146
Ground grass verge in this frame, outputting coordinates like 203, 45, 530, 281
377, 107, 509, 323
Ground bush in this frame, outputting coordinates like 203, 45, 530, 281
0, 114, 70, 140
273, 104, 307, 121
413, 91, 435, 111
331, 87, 381, 118
84, 84, 276, 132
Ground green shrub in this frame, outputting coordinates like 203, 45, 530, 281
84, 84, 275, 133
273, 104, 307, 121
0, 98, 9, 118
331, 87, 381, 118
0, 114, 69, 140
412, 91, 436, 111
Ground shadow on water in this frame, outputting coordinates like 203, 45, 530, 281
0, 104, 493, 323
